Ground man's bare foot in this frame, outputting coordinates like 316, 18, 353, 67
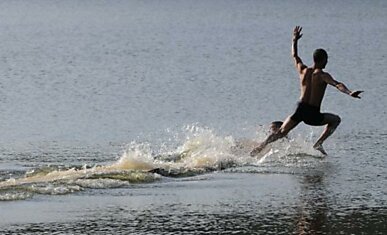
313, 143, 327, 155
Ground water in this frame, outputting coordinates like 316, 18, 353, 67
1, 0, 386, 234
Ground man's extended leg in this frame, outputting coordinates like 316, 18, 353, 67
250, 116, 299, 156
313, 113, 341, 155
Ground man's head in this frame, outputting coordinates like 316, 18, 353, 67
313, 48, 328, 69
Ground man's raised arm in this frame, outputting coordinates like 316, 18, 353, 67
292, 26, 307, 74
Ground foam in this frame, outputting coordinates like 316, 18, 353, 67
0, 125, 324, 200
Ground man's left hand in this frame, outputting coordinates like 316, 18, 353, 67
350, 90, 364, 99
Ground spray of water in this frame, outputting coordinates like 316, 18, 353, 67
0, 125, 324, 200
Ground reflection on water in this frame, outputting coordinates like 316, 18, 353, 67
296, 172, 387, 235
2, 199, 386, 234
1, 172, 386, 234
296, 173, 329, 234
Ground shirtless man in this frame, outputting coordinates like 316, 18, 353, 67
251, 26, 363, 156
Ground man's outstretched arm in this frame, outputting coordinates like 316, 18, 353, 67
292, 26, 307, 74
323, 73, 364, 98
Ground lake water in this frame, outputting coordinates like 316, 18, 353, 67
0, 0, 386, 234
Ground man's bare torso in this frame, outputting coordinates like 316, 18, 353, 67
299, 68, 328, 108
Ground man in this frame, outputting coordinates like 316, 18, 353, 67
251, 26, 363, 156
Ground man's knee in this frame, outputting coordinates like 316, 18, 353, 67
329, 115, 341, 128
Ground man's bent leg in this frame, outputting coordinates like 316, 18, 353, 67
313, 113, 341, 155
250, 116, 299, 156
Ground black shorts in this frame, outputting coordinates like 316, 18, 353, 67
290, 102, 325, 126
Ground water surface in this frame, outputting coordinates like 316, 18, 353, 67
0, 0, 386, 234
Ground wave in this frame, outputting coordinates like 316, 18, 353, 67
0, 125, 324, 201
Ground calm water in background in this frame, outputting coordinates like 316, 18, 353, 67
0, 0, 386, 234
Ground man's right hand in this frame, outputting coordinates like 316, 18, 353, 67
293, 26, 303, 41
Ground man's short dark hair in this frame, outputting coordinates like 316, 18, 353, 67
313, 48, 328, 64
